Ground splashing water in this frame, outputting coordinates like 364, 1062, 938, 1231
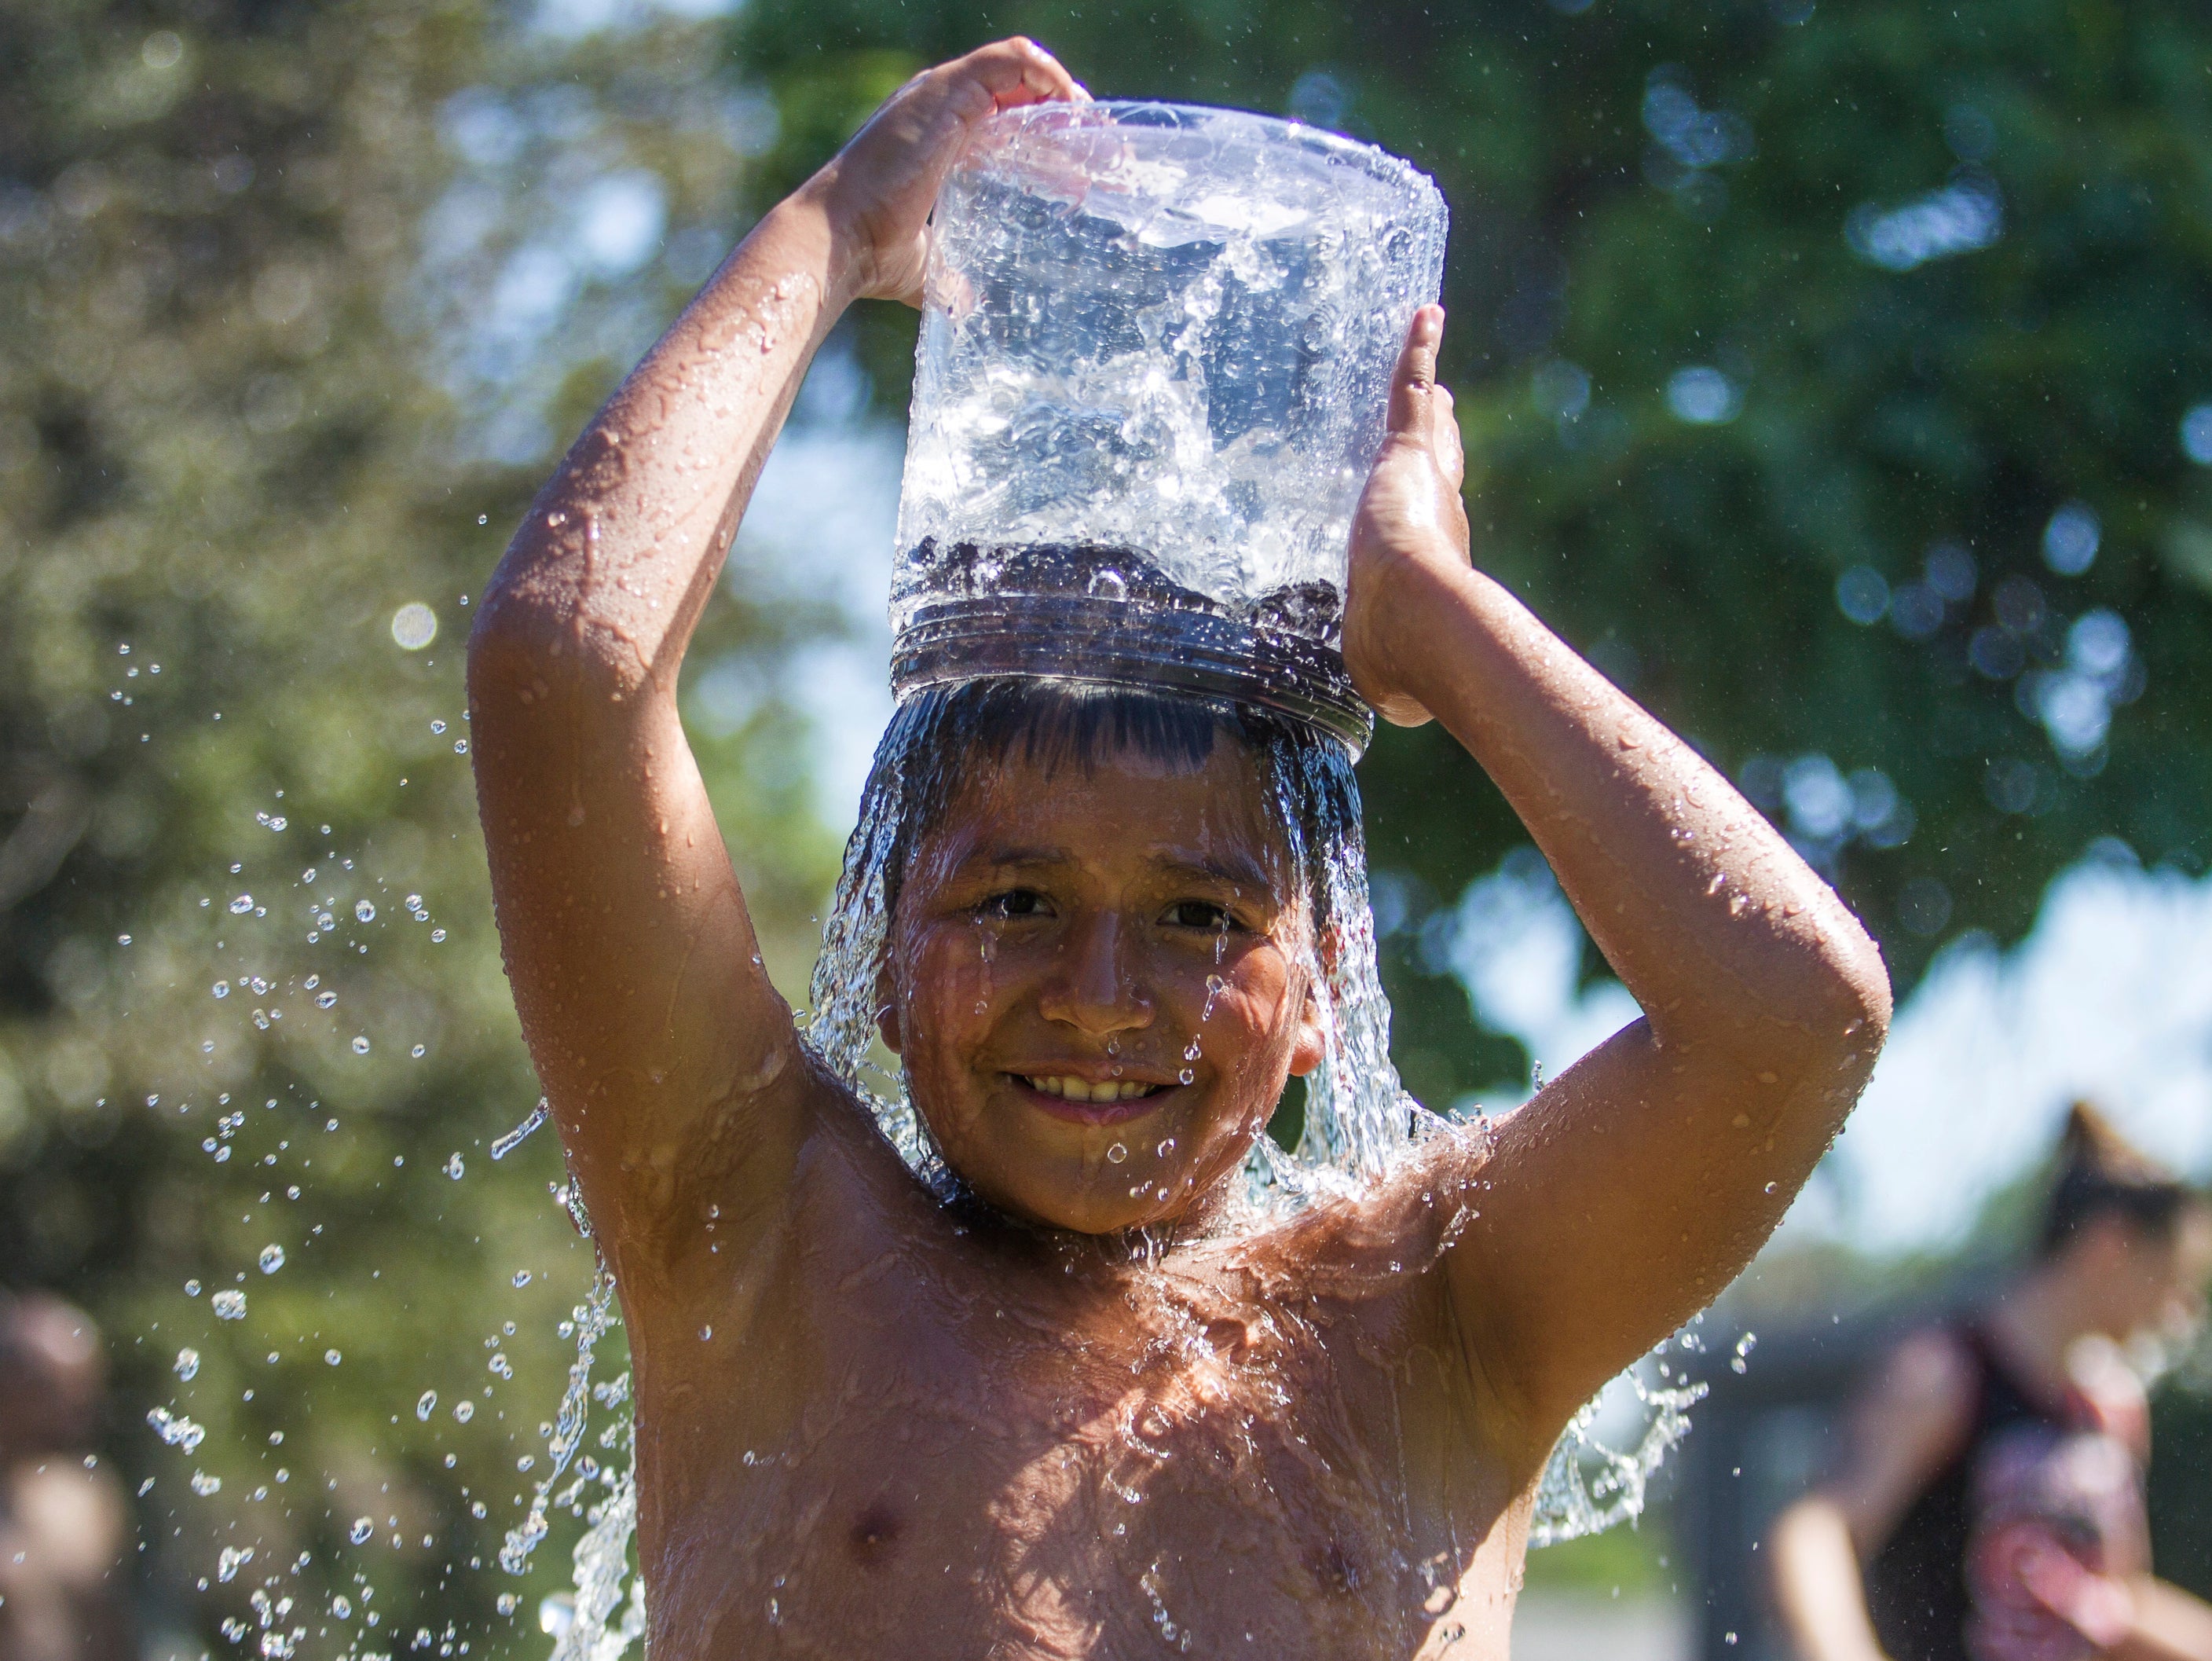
493, 1263, 646, 1661
795, 685, 1686, 1542
1529, 1367, 1706, 1548
493, 1098, 549, 1160
805, 691, 1434, 1214
499, 690, 1686, 1655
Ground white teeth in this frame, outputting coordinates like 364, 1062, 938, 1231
1022, 1076, 1161, 1103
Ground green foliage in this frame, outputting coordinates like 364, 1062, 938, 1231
738, 0, 2212, 1040
2152, 1374, 2212, 1598
0, 0, 830, 1654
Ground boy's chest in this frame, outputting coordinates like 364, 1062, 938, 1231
637, 1240, 1518, 1659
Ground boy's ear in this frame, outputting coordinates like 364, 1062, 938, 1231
1287, 980, 1326, 1077
873, 968, 903, 1054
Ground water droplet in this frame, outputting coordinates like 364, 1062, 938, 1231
350, 1036, 370, 1054
1106, 1142, 1128, 1164
1155, 1138, 1175, 1157
1178, 1068, 1194, 1085
416, 1391, 438, 1420
324, 1349, 342, 1366
211, 1289, 246, 1320
229, 894, 253, 914
355, 900, 376, 922
258, 1244, 284, 1274
512, 1270, 531, 1287
212, 980, 230, 999
698, 1325, 712, 1341
444, 1153, 465, 1179
349, 1517, 374, 1545
488, 1352, 512, 1379
184, 1279, 201, 1296
452, 1401, 474, 1424
430, 720, 447, 735
174, 1347, 200, 1380
316, 990, 336, 1008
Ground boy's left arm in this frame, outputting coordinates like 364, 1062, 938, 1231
1342, 308, 1892, 1465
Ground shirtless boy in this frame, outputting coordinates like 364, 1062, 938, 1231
468, 39, 1892, 1659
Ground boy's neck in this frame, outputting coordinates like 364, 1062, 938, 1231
943, 1163, 1254, 1272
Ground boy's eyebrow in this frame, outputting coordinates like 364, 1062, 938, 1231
957, 845, 1280, 893
963, 844, 1075, 872
1150, 849, 1278, 894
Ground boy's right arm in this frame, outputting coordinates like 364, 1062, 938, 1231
466, 41, 1082, 1289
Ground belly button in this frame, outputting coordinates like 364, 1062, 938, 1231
850, 1505, 903, 1557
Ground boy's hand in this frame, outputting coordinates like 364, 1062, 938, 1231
800, 38, 1086, 307
1342, 305, 1472, 728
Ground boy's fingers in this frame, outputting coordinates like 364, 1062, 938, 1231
956, 37, 1084, 110
1434, 384, 1466, 490
1386, 304, 1445, 441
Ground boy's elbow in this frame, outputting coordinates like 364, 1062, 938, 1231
467, 581, 646, 709
1782, 896, 1892, 1081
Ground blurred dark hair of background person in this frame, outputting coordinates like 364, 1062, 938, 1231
0, 1293, 130, 1661
1769, 1103, 2212, 1661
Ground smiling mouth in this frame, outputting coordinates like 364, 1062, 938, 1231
1016, 1074, 1166, 1105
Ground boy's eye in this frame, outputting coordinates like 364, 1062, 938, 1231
1163, 900, 1233, 931
982, 889, 1048, 921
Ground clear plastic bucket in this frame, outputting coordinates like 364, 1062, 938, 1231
890, 101, 1448, 754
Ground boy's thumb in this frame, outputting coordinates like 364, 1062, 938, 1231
1386, 305, 1445, 438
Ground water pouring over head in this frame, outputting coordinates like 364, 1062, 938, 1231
810, 99, 1451, 1222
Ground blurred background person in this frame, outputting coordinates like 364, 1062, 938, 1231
0, 1293, 129, 1661
1771, 1103, 2212, 1661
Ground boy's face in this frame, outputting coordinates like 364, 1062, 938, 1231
880, 736, 1324, 1234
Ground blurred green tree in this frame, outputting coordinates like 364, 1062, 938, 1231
736, 0, 2212, 1112
0, 0, 835, 1654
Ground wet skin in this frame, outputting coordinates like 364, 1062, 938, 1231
636, 1084, 1532, 1659
468, 38, 1892, 1661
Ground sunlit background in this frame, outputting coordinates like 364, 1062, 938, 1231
2, 1, 2208, 1659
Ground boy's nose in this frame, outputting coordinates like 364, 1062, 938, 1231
1037, 911, 1153, 1035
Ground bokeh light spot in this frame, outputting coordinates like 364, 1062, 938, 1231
391, 603, 438, 650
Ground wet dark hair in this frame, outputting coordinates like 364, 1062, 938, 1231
2038, 1100, 2202, 1259
865, 676, 1357, 924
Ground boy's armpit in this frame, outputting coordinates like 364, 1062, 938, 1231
467, 607, 817, 1278
1429, 998, 1882, 1469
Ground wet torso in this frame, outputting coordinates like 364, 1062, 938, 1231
626, 1095, 1529, 1661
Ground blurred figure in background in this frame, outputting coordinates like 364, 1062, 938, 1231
0, 1293, 129, 1661
1772, 1103, 2212, 1661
